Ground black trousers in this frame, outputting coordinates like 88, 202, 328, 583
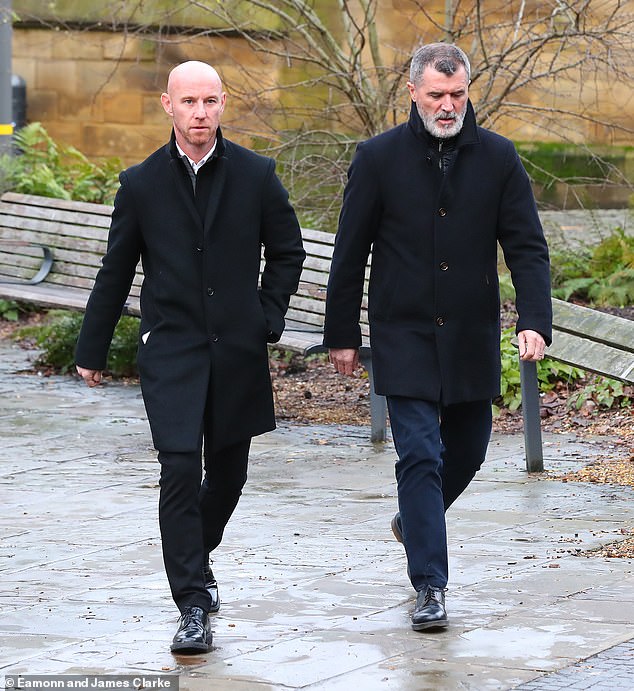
158, 424, 250, 613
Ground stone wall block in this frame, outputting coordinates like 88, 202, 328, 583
103, 35, 157, 62
45, 122, 83, 150
36, 60, 78, 94
81, 124, 169, 161
143, 96, 168, 125
58, 94, 104, 123
12, 29, 53, 59
103, 92, 144, 125
26, 89, 58, 121
52, 33, 104, 60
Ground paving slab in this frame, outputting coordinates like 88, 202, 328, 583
0, 341, 632, 690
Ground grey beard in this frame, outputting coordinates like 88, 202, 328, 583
420, 107, 466, 139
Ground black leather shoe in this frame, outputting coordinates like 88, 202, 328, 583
411, 586, 448, 631
391, 513, 403, 544
170, 606, 213, 653
203, 562, 220, 613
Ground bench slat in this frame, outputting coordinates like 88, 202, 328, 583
547, 330, 634, 383
300, 227, 335, 244
1, 191, 113, 217
0, 216, 110, 243
552, 298, 633, 353
0, 208, 111, 234
0, 282, 92, 311
302, 240, 337, 261
274, 332, 324, 354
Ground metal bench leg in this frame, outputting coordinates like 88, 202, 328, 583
519, 357, 544, 473
360, 354, 387, 442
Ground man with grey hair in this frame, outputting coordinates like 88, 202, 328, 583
324, 43, 551, 631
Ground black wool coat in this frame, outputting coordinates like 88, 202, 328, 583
75, 130, 305, 452
323, 101, 552, 404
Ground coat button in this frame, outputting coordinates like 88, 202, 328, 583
438, 208, 447, 217
196, 246, 203, 252
436, 316, 445, 326
211, 333, 219, 342
207, 287, 215, 296
439, 261, 449, 271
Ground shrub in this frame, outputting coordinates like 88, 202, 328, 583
496, 327, 584, 412
551, 228, 634, 307
0, 299, 20, 321
0, 123, 121, 204
0, 299, 37, 322
568, 377, 632, 411
17, 310, 139, 377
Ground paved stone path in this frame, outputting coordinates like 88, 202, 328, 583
0, 341, 633, 689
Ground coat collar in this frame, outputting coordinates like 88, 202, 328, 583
407, 99, 479, 149
165, 127, 228, 239
167, 126, 227, 161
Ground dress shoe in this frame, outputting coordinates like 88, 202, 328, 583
411, 586, 449, 631
203, 561, 220, 613
170, 606, 213, 653
391, 512, 403, 544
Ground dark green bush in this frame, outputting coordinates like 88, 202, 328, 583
496, 327, 584, 412
18, 310, 139, 377
0, 123, 121, 204
0, 299, 21, 321
551, 228, 634, 306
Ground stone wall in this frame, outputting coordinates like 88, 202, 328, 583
10, 1, 634, 168
12, 29, 277, 165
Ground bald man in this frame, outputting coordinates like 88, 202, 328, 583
75, 61, 305, 653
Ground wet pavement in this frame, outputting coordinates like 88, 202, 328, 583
0, 340, 633, 690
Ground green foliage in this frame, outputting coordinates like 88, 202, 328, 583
0, 299, 36, 322
498, 272, 516, 302
550, 229, 634, 307
103, 316, 140, 377
592, 228, 634, 273
0, 299, 20, 321
0, 123, 121, 204
496, 327, 584, 413
568, 376, 632, 411
18, 310, 139, 377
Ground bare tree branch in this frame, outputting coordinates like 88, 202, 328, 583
16, 0, 633, 226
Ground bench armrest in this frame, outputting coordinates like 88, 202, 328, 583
0, 241, 54, 285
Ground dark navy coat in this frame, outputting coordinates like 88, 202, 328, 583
76, 130, 305, 452
323, 102, 551, 404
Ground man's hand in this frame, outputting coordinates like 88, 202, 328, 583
76, 365, 103, 387
517, 329, 546, 361
329, 348, 359, 376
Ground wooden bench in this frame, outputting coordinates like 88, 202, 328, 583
3, 192, 631, 456
0, 192, 142, 315
0, 192, 387, 442
520, 299, 634, 472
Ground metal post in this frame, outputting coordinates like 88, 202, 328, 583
0, 0, 13, 156
519, 358, 544, 473
360, 352, 387, 443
